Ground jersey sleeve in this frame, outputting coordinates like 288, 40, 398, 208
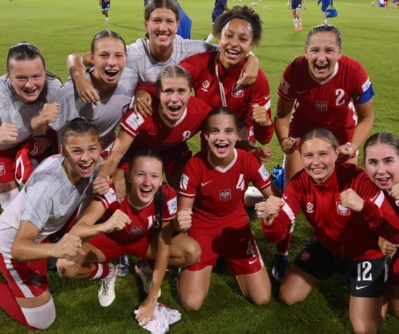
348, 60, 374, 104
179, 156, 201, 199
93, 186, 119, 211
277, 61, 298, 102
261, 176, 301, 243
119, 108, 145, 138
174, 35, 219, 61
162, 184, 177, 223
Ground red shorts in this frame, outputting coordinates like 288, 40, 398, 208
187, 223, 264, 275
0, 148, 18, 183
88, 228, 158, 262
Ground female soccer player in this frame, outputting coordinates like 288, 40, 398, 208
0, 42, 61, 209
273, 24, 375, 279
31, 30, 136, 157
95, 65, 211, 191
0, 118, 105, 329
67, 0, 258, 105
175, 107, 278, 311
259, 128, 399, 333
363, 132, 399, 317
288, 0, 306, 31
56, 150, 201, 324
179, 5, 273, 147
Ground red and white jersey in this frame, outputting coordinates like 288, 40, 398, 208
180, 51, 273, 144
180, 148, 271, 232
94, 183, 177, 242
278, 55, 373, 143
120, 96, 211, 151
262, 163, 399, 261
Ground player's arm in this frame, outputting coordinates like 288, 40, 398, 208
275, 96, 296, 154
66, 52, 99, 103
136, 222, 173, 325
11, 221, 82, 261
237, 52, 259, 89
338, 100, 374, 161
174, 197, 194, 231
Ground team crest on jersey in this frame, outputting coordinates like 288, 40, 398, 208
316, 101, 328, 112
220, 189, 231, 201
167, 197, 177, 215
29, 271, 43, 288
201, 80, 210, 92
180, 173, 189, 190
0, 162, 5, 176
306, 202, 314, 213
336, 201, 350, 216
130, 226, 142, 235
231, 86, 244, 98
126, 113, 144, 130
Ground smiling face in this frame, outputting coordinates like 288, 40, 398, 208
301, 137, 338, 184
7, 57, 46, 104
204, 113, 238, 168
91, 37, 127, 91
158, 77, 191, 124
305, 31, 342, 81
145, 8, 178, 51
128, 156, 164, 207
61, 133, 101, 184
218, 18, 254, 70
365, 143, 399, 191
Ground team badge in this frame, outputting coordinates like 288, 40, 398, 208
316, 101, 328, 112
220, 189, 231, 201
200, 80, 210, 92
130, 226, 143, 235
336, 201, 350, 216
0, 162, 5, 176
306, 202, 314, 213
231, 86, 244, 98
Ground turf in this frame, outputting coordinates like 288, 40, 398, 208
0, 0, 399, 333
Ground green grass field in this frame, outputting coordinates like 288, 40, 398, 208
1, 0, 399, 333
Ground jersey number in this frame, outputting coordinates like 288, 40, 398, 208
357, 261, 372, 282
335, 89, 345, 106
236, 174, 245, 191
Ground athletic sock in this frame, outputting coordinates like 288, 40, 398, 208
85, 263, 111, 280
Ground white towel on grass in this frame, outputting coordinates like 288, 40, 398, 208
134, 303, 181, 334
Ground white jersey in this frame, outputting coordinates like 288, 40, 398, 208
0, 154, 99, 243
49, 68, 135, 152
0, 75, 62, 151
127, 35, 218, 86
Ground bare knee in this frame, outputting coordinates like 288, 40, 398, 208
184, 242, 201, 266
180, 295, 205, 311
251, 292, 270, 306
279, 287, 303, 306
56, 259, 78, 279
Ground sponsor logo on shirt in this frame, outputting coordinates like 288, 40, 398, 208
219, 189, 231, 201
315, 101, 328, 112
306, 202, 314, 213
200, 80, 210, 92
336, 201, 350, 216
231, 86, 244, 98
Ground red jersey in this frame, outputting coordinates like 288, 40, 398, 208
278, 55, 373, 144
94, 184, 177, 242
180, 51, 273, 144
120, 96, 210, 152
262, 163, 399, 261
180, 148, 271, 232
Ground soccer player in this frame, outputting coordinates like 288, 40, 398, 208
95, 65, 211, 192
0, 42, 61, 210
317, 0, 331, 25
0, 118, 107, 329
259, 128, 399, 333
56, 150, 200, 322
363, 132, 399, 318
99, 0, 111, 24
31, 30, 135, 158
68, 0, 258, 106
204, 0, 228, 43
175, 107, 279, 311
180, 5, 273, 150
273, 24, 374, 281
288, 0, 306, 31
